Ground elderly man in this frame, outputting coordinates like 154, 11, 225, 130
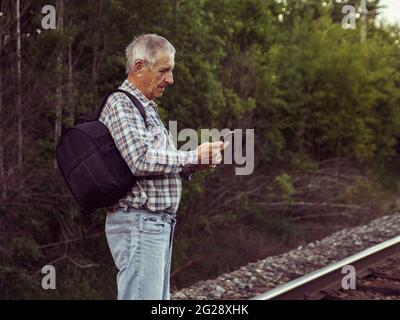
99, 34, 225, 300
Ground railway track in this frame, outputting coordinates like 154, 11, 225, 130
251, 236, 400, 300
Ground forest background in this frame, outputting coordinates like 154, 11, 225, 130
1, 0, 400, 299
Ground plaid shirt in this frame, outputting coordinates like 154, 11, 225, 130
99, 80, 197, 214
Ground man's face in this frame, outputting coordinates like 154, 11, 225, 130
141, 51, 174, 100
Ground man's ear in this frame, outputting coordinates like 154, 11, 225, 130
134, 60, 144, 76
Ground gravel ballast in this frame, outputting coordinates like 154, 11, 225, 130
172, 212, 400, 300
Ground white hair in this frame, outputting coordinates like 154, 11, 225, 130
125, 34, 176, 75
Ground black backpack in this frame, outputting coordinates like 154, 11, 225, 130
55, 89, 147, 218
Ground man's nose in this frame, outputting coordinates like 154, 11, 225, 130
165, 72, 174, 85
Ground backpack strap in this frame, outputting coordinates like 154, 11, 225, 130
89, 89, 147, 127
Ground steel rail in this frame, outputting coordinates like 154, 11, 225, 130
251, 235, 400, 300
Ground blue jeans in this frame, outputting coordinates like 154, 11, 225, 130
105, 207, 176, 300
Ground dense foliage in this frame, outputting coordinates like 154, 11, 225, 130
1, 0, 399, 298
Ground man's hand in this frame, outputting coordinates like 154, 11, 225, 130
193, 141, 228, 171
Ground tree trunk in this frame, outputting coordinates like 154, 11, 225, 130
54, 0, 64, 169
0, 33, 4, 200
16, 0, 23, 168
67, 38, 74, 126
360, 0, 367, 43
0, 0, 12, 200
91, 0, 103, 94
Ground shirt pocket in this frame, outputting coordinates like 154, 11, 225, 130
147, 126, 167, 149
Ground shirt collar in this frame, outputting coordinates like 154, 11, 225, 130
121, 79, 158, 110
